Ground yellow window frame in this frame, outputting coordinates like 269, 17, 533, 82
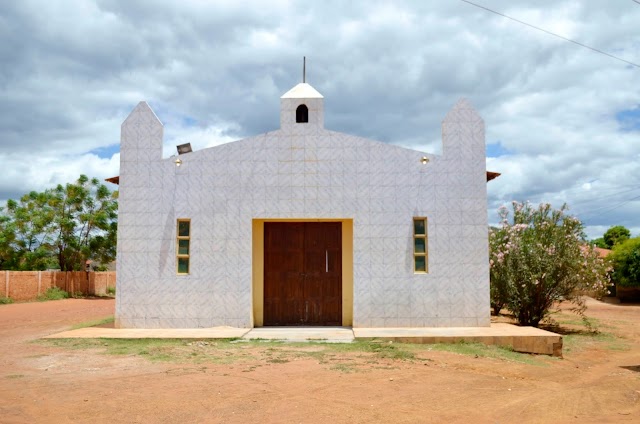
177, 219, 191, 275
413, 217, 428, 273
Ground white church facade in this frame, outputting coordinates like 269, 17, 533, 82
114, 80, 495, 329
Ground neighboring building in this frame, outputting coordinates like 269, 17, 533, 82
114, 81, 497, 329
594, 247, 612, 258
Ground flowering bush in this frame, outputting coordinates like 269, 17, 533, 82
490, 202, 611, 327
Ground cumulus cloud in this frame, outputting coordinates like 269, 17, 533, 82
0, 0, 639, 238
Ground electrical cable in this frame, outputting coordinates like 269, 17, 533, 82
568, 186, 640, 207
460, 0, 640, 68
579, 193, 640, 220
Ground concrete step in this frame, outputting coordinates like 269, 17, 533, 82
243, 326, 355, 343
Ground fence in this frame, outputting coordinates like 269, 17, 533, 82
0, 271, 116, 301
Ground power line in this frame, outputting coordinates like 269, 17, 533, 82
577, 187, 640, 215
460, 0, 640, 69
513, 186, 640, 211
569, 186, 640, 207
579, 193, 640, 220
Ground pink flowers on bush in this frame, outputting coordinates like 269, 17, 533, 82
490, 201, 611, 327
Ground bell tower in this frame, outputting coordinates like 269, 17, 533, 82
280, 58, 324, 132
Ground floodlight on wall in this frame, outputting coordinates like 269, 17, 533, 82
421, 156, 430, 164
174, 157, 183, 167
177, 143, 192, 155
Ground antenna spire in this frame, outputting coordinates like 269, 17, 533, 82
303, 56, 306, 83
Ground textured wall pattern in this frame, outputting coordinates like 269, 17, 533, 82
115, 84, 490, 328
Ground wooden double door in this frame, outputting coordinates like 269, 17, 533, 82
264, 222, 342, 326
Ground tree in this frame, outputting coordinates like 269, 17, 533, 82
0, 175, 118, 271
1, 191, 58, 270
610, 237, 640, 288
602, 225, 631, 249
0, 212, 17, 269
591, 237, 608, 249
489, 202, 610, 327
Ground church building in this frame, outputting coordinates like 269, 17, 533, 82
114, 78, 496, 329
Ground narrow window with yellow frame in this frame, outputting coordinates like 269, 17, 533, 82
177, 219, 190, 275
413, 217, 428, 273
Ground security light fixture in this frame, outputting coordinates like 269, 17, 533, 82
421, 156, 430, 164
174, 157, 183, 167
177, 143, 192, 155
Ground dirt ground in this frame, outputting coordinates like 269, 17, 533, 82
0, 298, 639, 424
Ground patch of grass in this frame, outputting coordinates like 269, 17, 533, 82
545, 315, 614, 333
37, 287, 69, 301
70, 316, 114, 330
543, 312, 629, 353
366, 342, 416, 360
106, 286, 116, 296
330, 363, 359, 373
0, 296, 13, 305
563, 331, 629, 353
266, 357, 290, 364
38, 338, 544, 369
303, 340, 410, 357
552, 317, 596, 327
38, 338, 247, 363
425, 341, 544, 365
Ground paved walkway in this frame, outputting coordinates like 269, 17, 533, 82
44, 323, 563, 356
244, 326, 354, 343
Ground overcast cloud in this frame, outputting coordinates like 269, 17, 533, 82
1, 0, 639, 239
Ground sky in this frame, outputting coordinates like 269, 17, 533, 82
1, 0, 639, 239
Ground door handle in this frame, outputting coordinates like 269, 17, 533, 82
326, 250, 328, 273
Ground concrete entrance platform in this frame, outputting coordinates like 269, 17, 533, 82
243, 326, 355, 343
44, 323, 562, 356
354, 323, 562, 357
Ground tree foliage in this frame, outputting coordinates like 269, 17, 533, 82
601, 225, 631, 249
610, 237, 640, 288
0, 175, 118, 271
489, 202, 611, 327
591, 237, 608, 249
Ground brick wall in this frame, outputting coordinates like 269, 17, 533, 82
0, 271, 116, 301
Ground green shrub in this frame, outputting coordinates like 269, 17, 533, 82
93, 264, 110, 272
106, 286, 116, 295
37, 287, 69, 301
0, 296, 14, 305
610, 237, 640, 288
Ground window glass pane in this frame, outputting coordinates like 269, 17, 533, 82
178, 221, 190, 237
413, 219, 425, 235
178, 258, 189, 274
178, 239, 189, 255
414, 238, 425, 253
414, 256, 426, 272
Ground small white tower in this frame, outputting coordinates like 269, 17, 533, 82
280, 58, 324, 133
280, 83, 324, 133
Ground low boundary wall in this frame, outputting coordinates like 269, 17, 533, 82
0, 271, 116, 301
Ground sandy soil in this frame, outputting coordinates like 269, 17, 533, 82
0, 298, 639, 424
